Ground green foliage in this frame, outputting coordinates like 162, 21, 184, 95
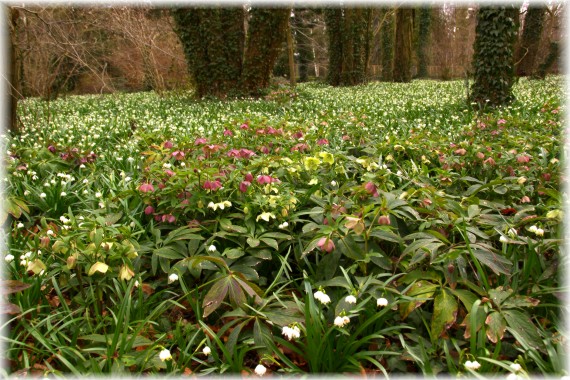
470, 6, 518, 108
3, 76, 564, 375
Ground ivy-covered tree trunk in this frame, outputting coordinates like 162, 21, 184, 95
470, 6, 518, 108
241, 8, 289, 95
324, 8, 343, 86
380, 8, 394, 81
8, 7, 22, 133
173, 7, 288, 98
416, 6, 431, 78
393, 7, 413, 82
516, 5, 546, 77
172, 8, 245, 98
325, 7, 370, 86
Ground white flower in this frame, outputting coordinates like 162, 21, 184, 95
334, 315, 350, 327
82, 179, 89, 184
40, 193, 47, 198
314, 290, 331, 305
24, 251, 32, 258
535, 228, 544, 236
59, 216, 69, 224
95, 192, 102, 198
127, 157, 135, 163
60, 191, 67, 197
465, 360, 481, 370
24, 190, 30, 196
507, 228, 517, 238
134, 280, 140, 287
5, 254, 14, 263
499, 235, 508, 243
16, 222, 24, 229
278, 222, 289, 229
254, 364, 267, 376
345, 295, 357, 304
528, 225, 538, 233
168, 273, 179, 283
202, 346, 211, 356
510, 363, 522, 372
507, 373, 521, 380
208, 245, 217, 252
79, 164, 86, 169
377, 297, 389, 307
282, 325, 301, 341
159, 348, 172, 361
46, 229, 54, 236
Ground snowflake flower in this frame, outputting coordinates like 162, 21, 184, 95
314, 290, 331, 305
168, 273, 179, 283
202, 346, 211, 356
254, 364, 267, 376
281, 325, 301, 341
345, 295, 357, 304
377, 297, 389, 307
159, 349, 172, 361
334, 315, 350, 327
465, 360, 481, 370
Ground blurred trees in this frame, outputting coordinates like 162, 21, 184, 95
6, 3, 564, 101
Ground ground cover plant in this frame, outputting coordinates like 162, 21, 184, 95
2, 76, 566, 377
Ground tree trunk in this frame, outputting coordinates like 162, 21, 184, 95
8, 7, 22, 134
324, 8, 343, 86
470, 6, 518, 107
393, 7, 413, 82
380, 8, 394, 81
416, 6, 431, 78
240, 8, 289, 95
287, 17, 296, 86
516, 6, 546, 77
172, 7, 244, 98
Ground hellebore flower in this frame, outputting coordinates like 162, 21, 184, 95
317, 237, 335, 253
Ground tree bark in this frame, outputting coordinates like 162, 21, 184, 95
8, 7, 22, 133
240, 8, 289, 95
393, 7, 413, 82
516, 6, 546, 77
470, 6, 518, 107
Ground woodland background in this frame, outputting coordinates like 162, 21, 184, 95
8, 3, 564, 100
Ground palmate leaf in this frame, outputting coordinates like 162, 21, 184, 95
430, 289, 458, 340
202, 273, 263, 318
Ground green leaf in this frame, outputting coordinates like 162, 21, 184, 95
400, 281, 439, 319
154, 246, 185, 260
202, 277, 230, 318
503, 309, 543, 351
485, 311, 506, 344
431, 289, 458, 340
472, 249, 511, 275
260, 237, 279, 250
247, 237, 260, 247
